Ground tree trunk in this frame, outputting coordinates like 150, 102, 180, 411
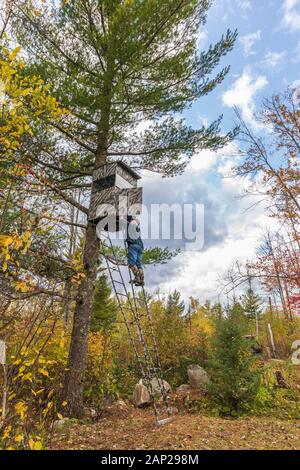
62, 47, 114, 415
62, 222, 99, 416
268, 323, 276, 358
62, 137, 108, 416
255, 312, 259, 341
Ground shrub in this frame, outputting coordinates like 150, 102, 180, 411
206, 312, 261, 416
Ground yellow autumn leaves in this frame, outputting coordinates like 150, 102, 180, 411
0, 43, 66, 157
2, 421, 43, 450
0, 230, 32, 291
1, 340, 69, 450
0, 42, 67, 294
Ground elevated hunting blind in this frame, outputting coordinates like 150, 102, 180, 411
89, 161, 142, 229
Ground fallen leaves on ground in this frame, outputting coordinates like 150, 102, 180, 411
50, 408, 300, 450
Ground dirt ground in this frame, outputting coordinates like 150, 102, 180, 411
51, 407, 300, 450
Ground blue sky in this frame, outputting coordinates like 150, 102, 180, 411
141, 0, 300, 304
187, 0, 300, 131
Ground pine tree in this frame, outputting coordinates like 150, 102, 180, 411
230, 301, 248, 326
13, 0, 237, 415
241, 288, 262, 339
203, 301, 223, 321
90, 275, 118, 333
206, 311, 261, 416
166, 289, 185, 315
212, 302, 223, 321
241, 288, 262, 320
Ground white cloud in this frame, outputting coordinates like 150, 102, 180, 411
263, 51, 287, 68
188, 142, 240, 175
138, 134, 278, 303
139, 139, 268, 303
281, 0, 300, 31
188, 149, 216, 173
222, 68, 268, 128
240, 30, 261, 57
147, 175, 273, 303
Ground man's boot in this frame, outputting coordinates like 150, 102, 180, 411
130, 265, 140, 284
135, 268, 144, 286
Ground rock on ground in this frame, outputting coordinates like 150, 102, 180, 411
187, 364, 209, 389
53, 418, 71, 431
133, 380, 151, 407
176, 384, 191, 394
150, 377, 171, 395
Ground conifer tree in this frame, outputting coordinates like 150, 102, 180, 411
241, 288, 262, 339
91, 275, 118, 333
206, 311, 261, 416
241, 288, 262, 320
166, 289, 185, 315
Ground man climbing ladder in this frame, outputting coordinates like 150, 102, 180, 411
126, 216, 145, 287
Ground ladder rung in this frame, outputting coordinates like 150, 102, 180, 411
111, 279, 124, 285
156, 417, 174, 427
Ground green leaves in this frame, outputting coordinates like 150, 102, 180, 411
100, 243, 179, 266
111, 115, 238, 176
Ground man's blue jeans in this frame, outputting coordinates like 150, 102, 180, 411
128, 243, 143, 269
